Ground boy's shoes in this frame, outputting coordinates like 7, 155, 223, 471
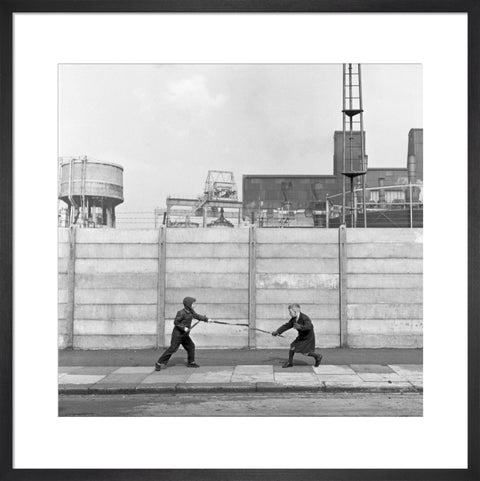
282, 362, 293, 368
187, 363, 200, 368
155, 363, 165, 371
314, 355, 323, 367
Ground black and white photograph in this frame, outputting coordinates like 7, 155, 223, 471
57, 63, 423, 417
5, 7, 475, 478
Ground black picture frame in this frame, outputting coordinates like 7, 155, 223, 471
1, 1, 478, 480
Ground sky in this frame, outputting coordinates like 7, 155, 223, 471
58, 64, 422, 213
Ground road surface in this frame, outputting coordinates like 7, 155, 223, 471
59, 392, 422, 417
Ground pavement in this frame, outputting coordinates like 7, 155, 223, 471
59, 348, 423, 394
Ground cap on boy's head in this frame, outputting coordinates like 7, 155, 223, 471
183, 297, 196, 308
288, 303, 301, 310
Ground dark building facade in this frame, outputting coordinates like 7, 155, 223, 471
243, 129, 423, 216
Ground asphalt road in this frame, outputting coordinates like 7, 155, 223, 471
59, 392, 422, 417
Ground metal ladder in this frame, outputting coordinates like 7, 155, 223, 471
342, 63, 367, 227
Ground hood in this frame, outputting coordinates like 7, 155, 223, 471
183, 297, 196, 309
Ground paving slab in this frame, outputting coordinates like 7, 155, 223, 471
233, 365, 273, 372
75, 366, 119, 375
232, 365, 274, 383
389, 365, 423, 380
186, 369, 234, 383
96, 373, 151, 384
273, 365, 314, 373
350, 364, 394, 374
58, 374, 106, 385
313, 365, 356, 375
113, 367, 154, 374
357, 372, 404, 382
389, 364, 423, 373
274, 372, 321, 386
141, 372, 190, 384
315, 374, 363, 382
185, 365, 234, 373
231, 372, 274, 383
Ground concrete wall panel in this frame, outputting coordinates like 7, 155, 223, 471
347, 228, 423, 244
348, 288, 423, 304
74, 304, 157, 320
74, 335, 157, 349
348, 334, 422, 348
76, 229, 159, 244
58, 289, 68, 303
58, 229, 69, 243
165, 288, 248, 304
256, 304, 339, 319
76, 244, 158, 259
257, 258, 339, 274
58, 334, 68, 349
165, 303, 248, 320
75, 289, 157, 305
166, 258, 248, 273
74, 320, 156, 335
256, 273, 338, 290
167, 243, 248, 258
347, 303, 423, 319
257, 229, 338, 243
167, 229, 249, 243
348, 259, 423, 274
76, 259, 158, 274
348, 319, 423, 335
58, 273, 68, 290
58, 243, 69, 258
58, 304, 67, 320
347, 274, 423, 289
167, 273, 248, 289
75, 273, 157, 289
256, 289, 338, 304
348, 243, 423, 259
58, 319, 67, 334
256, 244, 338, 258
58, 258, 68, 274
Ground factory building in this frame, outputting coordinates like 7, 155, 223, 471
243, 128, 423, 220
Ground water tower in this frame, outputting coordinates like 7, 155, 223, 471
58, 156, 124, 228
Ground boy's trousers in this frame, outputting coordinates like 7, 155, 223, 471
157, 328, 195, 364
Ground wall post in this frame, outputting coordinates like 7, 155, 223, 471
338, 225, 348, 347
65, 225, 76, 349
156, 226, 167, 349
248, 225, 257, 349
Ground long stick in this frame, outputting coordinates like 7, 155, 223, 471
200, 321, 284, 337
191, 319, 285, 338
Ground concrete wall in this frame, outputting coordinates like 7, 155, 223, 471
58, 227, 423, 350
255, 229, 340, 348
346, 229, 423, 348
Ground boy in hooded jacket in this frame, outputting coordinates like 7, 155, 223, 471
155, 296, 210, 370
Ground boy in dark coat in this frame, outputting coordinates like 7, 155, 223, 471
272, 303, 323, 368
155, 296, 210, 370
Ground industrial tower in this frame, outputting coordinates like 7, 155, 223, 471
342, 63, 367, 227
